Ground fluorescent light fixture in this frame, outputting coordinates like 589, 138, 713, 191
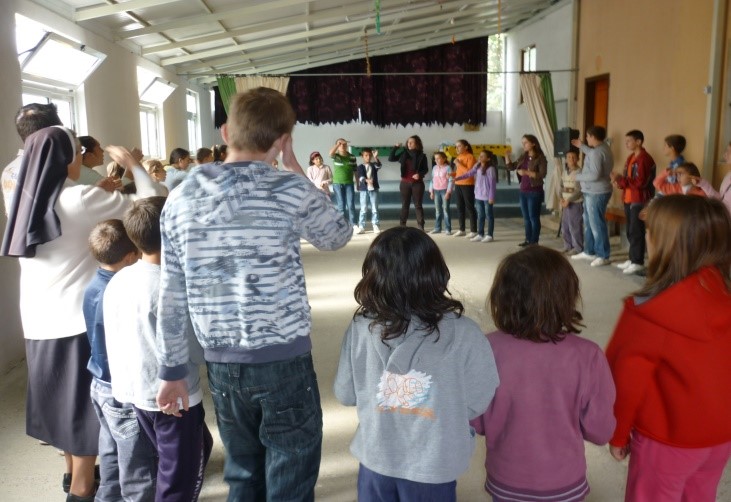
140, 77, 178, 104
21, 32, 106, 88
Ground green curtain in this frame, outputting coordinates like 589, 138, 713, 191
216, 76, 237, 115
540, 73, 558, 132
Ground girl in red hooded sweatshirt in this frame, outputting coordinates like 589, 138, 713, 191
605, 194, 731, 502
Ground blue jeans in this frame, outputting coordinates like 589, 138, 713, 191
333, 183, 357, 226
475, 200, 494, 237
519, 191, 543, 243
583, 192, 611, 259
359, 190, 380, 227
90, 378, 157, 502
207, 353, 323, 502
432, 189, 451, 232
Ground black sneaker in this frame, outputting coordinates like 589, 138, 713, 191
518, 241, 530, 247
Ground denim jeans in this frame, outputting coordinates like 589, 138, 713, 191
474, 200, 494, 237
90, 378, 157, 502
207, 353, 323, 502
333, 183, 357, 225
583, 192, 611, 259
519, 191, 543, 243
432, 189, 451, 232
359, 190, 380, 228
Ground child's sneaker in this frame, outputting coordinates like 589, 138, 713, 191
470, 234, 483, 242
373, 225, 380, 234
481, 235, 494, 242
428, 229, 441, 234
453, 230, 465, 237
445, 230, 453, 235
355, 226, 365, 234
466, 232, 477, 238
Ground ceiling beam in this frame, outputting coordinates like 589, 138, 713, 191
75, 0, 181, 22
118, 0, 310, 39
142, 0, 410, 55
179, 10, 524, 76
160, 1, 501, 67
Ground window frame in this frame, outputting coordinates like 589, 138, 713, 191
21, 82, 78, 131
139, 104, 163, 160
519, 44, 537, 104
186, 89, 201, 152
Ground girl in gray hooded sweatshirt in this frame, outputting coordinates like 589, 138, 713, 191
334, 226, 499, 501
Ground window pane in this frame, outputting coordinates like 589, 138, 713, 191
22, 93, 48, 106
51, 98, 73, 128
186, 92, 197, 114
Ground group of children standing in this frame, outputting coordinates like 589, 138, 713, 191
335, 192, 731, 502
305, 138, 500, 242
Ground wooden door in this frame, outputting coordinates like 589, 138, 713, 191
584, 74, 610, 129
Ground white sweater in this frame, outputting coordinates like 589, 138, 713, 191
18, 166, 166, 340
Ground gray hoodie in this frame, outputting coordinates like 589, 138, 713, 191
334, 313, 499, 484
575, 142, 613, 194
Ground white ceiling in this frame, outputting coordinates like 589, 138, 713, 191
46, 0, 560, 85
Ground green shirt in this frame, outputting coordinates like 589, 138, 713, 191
331, 153, 356, 185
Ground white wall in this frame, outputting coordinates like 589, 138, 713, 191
291, 111, 503, 181
505, 0, 575, 155
0, 0, 217, 372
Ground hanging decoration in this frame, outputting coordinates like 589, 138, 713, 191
375, 0, 381, 34
364, 28, 372, 77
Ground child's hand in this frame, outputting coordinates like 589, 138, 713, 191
156, 379, 190, 418
560, 199, 569, 208
609, 444, 630, 461
690, 176, 700, 186
429, 192, 434, 200
445, 192, 451, 200
412, 173, 420, 181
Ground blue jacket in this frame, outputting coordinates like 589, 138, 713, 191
83, 268, 116, 382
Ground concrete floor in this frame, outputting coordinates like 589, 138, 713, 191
1, 217, 729, 501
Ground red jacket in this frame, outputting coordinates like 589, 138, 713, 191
653, 168, 707, 197
605, 267, 731, 448
615, 148, 655, 203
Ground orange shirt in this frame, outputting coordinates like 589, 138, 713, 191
453, 153, 476, 186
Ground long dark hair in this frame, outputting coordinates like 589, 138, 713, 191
522, 134, 544, 158
354, 227, 464, 341
489, 246, 583, 343
456, 139, 474, 154
408, 135, 424, 153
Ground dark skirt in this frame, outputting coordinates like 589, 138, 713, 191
25, 334, 100, 456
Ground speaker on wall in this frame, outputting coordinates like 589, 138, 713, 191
554, 127, 580, 157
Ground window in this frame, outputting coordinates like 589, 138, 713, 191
520, 45, 537, 103
487, 34, 505, 111
21, 85, 77, 130
521, 45, 537, 72
140, 105, 162, 160
186, 90, 200, 151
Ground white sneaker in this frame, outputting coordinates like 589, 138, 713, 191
466, 232, 477, 238
590, 257, 611, 267
453, 230, 465, 237
445, 230, 453, 236
571, 252, 596, 261
428, 229, 441, 235
623, 263, 645, 275
481, 235, 494, 243
470, 234, 483, 242
355, 226, 365, 234
373, 225, 380, 234
616, 260, 632, 270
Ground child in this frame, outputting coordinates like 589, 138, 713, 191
428, 151, 454, 235
355, 147, 382, 234
605, 195, 731, 501
306, 151, 333, 193
451, 139, 478, 237
662, 134, 686, 185
195, 147, 213, 165
329, 138, 359, 232
103, 197, 213, 502
610, 130, 656, 276
334, 226, 499, 502
83, 219, 156, 501
142, 159, 167, 184
653, 162, 710, 196
560, 149, 584, 255
454, 150, 497, 242
212, 144, 227, 164
471, 246, 616, 502
696, 140, 731, 216
163, 148, 191, 191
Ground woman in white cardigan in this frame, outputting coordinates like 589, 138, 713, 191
1, 126, 166, 501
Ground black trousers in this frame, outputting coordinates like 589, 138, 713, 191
399, 180, 425, 228
624, 202, 646, 265
454, 185, 477, 232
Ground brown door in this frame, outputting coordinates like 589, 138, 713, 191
584, 74, 610, 129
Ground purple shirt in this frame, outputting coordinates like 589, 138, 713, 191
470, 331, 616, 500
454, 164, 497, 201
518, 156, 543, 193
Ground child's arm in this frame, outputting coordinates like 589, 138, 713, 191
653, 168, 673, 194
487, 167, 497, 203
693, 177, 721, 198
454, 164, 478, 181
333, 322, 357, 406
580, 346, 617, 445
464, 331, 500, 421
279, 134, 306, 176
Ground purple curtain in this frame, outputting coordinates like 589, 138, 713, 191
289, 38, 486, 126
213, 37, 487, 128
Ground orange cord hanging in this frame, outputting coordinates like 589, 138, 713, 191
364, 28, 372, 77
